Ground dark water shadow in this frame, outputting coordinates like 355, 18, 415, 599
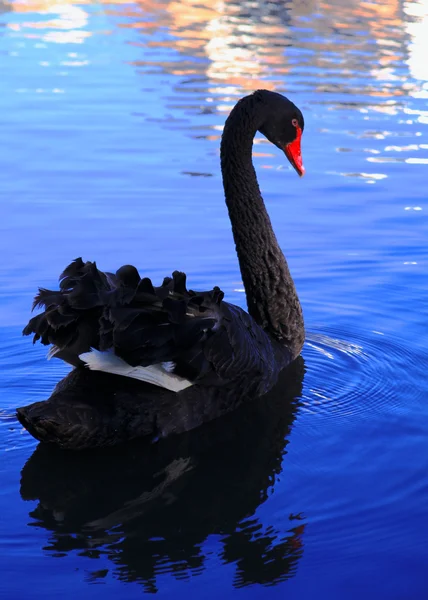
20, 358, 305, 592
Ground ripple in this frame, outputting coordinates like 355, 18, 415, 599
0, 326, 70, 452
301, 326, 425, 423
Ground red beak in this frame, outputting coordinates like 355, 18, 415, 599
283, 125, 305, 177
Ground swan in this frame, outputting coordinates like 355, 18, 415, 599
16, 89, 305, 449
19, 360, 305, 587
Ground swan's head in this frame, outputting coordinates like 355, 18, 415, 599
256, 90, 305, 177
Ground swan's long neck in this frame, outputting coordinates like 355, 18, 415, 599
220, 95, 304, 356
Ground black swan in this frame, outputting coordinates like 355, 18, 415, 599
20, 359, 305, 590
16, 89, 305, 449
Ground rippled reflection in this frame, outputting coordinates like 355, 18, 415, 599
5, 0, 428, 173
6, 1, 90, 44
5, 0, 428, 96
121, 0, 428, 100
20, 361, 305, 592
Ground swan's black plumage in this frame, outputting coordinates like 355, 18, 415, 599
17, 89, 306, 449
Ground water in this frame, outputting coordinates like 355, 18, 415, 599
1, 0, 427, 597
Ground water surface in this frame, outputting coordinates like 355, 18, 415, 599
1, 0, 427, 598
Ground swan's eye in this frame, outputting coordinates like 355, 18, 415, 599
292, 118, 298, 127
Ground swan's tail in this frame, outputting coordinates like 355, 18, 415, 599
15, 368, 160, 450
15, 396, 126, 450
16, 401, 88, 449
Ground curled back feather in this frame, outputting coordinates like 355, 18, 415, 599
23, 259, 225, 376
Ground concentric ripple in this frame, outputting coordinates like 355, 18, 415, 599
300, 325, 426, 422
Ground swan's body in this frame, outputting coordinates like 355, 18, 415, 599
17, 90, 306, 449
19, 359, 305, 586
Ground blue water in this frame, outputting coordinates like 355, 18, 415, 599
1, 0, 428, 597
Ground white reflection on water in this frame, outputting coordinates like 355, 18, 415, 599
8, 2, 90, 44
404, 0, 428, 84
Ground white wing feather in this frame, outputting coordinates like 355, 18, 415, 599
79, 349, 193, 393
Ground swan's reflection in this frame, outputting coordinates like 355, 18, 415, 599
20, 359, 305, 592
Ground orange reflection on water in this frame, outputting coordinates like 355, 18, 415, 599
7, 1, 91, 44
6, 0, 428, 95
123, 0, 290, 91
